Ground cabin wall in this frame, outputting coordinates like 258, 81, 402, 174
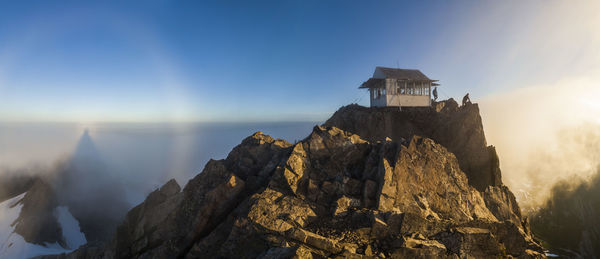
383, 78, 431, 107
368, 76, 433, 107
369, 88, 387, 107
386, 94, 430, 107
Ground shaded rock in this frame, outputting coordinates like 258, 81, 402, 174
12, 178, 65, 247
434, 227, 502, 258
0, 171, 36, 203
333, 196, 361, 216
258, 246, 313, 259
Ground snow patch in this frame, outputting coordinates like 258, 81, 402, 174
0, 192, 87, 259
55, 206, 87, 249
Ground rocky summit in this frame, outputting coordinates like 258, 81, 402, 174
41, 100, 545, 259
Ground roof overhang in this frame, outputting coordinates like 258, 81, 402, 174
359, 78, 385, 89
359, 78, 440, 89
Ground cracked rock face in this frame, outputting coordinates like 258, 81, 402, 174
324, 100, 501, 192
41, 102, 545, 259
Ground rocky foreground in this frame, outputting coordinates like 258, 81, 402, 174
41, 99, 545, 258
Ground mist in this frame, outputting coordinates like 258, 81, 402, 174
529, 167, 600, 257
480, 76, 600, 208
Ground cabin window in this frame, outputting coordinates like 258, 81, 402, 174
375, 88, 385, 99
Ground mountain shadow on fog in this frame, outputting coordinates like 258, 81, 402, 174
9, 130, 130, 252
56, 129, 130, 243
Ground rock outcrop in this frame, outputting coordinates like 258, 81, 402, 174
0, 171, 36, 203
12, 178, 66, 247
324, 100, 524, 229
41, 102, 545, 258
324, 100, 500, 192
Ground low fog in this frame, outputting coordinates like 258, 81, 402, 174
480, 75, 600, 209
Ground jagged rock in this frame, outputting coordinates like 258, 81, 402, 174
258, 246, 313, 259
435, 227, 502, 258
374, 136, 496, 223
483, 185, 522, 224
109, 178, 183, 258
12, 178, 66, 247
41, 102, 545, 259
323, 101, 527, 231
0, 171, 36, 203
333, 195, 361, 216
323, 100, 502, 192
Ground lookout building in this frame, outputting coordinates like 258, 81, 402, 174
360, 67, 439, 107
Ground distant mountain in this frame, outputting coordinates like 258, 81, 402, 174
0, 130, 130, 258
40, 99, 545, 258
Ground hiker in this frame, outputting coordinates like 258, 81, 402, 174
432, 87, 438, 101
462, 93, 471, 106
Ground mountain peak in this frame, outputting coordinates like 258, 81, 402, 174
42, 100, 544, 258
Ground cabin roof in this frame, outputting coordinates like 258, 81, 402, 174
359, 78, 386, 89
359, 67, 440, 89
375, 66, 432, 81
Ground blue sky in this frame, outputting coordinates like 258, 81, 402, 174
0, 1, 598, 122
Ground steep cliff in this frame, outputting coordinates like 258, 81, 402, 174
324, 99, 500, 192
324, 100, 524, 231
41, 101, 545, 258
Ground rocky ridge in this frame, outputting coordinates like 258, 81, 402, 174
41, 99, 544, 258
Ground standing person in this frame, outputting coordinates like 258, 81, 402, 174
432, 87, 438, 101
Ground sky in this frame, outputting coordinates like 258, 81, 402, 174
0, 1, 599, 122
